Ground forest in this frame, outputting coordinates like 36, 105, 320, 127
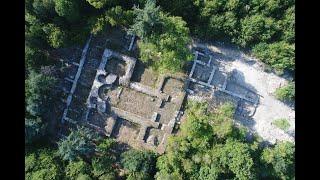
25, 0, 295, 179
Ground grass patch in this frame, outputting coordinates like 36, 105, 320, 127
272, 118, 290, 131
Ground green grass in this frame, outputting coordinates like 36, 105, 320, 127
273, 118, 290, 131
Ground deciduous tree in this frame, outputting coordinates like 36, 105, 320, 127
54, 0, 80, 22
121, 150, 156, 178
65, 160, 92, 179
261, 142, 295, 180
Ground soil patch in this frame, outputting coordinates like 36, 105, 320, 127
105, 57, 126, 77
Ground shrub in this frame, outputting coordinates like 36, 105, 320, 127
272, 119, 290, 131
274, 83, 295, 102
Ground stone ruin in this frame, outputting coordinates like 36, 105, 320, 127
57, 31, 186, 153
187, 48, 260, 118
85, 48, 186, 153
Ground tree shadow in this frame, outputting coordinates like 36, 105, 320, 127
131, 60, 146, 83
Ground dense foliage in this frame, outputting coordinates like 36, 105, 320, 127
155, 101, 295, 180
253, 41, 295, 74
25, 148, 63, 180
26, 135, 118, 179
121, 149, 157, 179
131, 0, 192, 73
159, 0, 295, 74
261, 141, 295, 180
25, 70, 58, 144
274, 82, 295, 102
65, 160, 92, 179
57, 127, 99, 161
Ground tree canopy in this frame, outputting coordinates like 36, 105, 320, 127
128, 0, 162, 39
132, 0, 192, 73
25, 149, 63, 180
25, 71, 57, 117
121, 149, 157, 179
261, 141, 295, 180
65, 160, 92, 179
54, 0, 80, 22
57, 127, 98, 161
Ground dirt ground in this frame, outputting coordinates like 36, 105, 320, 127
106, 87, 159, 119
105, 57, 127, 76
193, 40, 295, 143
111, 118, 140, 143
131, 60, 159, 88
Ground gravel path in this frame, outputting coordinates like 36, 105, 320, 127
195, 41, 295, 143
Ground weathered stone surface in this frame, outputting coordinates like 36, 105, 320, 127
111, 107, 160, 128
147, 135, 156, 145
137, 126, 147, 141
61, 35, 92, 123
105, 114, 117, 136
152, 112, 158, 122
116, 87, 123, 99
128, 35, 136, 51
105, 73, 117, 84
129, 82, 169, 100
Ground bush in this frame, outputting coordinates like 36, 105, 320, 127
274, 83, 295, 102
272, 119, 290, 131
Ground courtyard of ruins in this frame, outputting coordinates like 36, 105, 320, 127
55, 28, 295, 154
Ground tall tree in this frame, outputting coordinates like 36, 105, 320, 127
25, 117, 47, 144
252, 41, 295, 74
25, 149, 63, 180
25, 71, 57, 116
65, 160, 92, 179
32, 0, 56, 20
238, 14, 278, 47
42, 23, 67, 48
54, 0, 80, 22
128, 0, 162, 39
57, 127, 97, 161
261, 142, 295, 180
121, 150, 157, 179
86, 0, 118, 9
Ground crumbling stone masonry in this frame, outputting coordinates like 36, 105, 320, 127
85, 48, 186, 153
61, 34, 92, 124
187, 49, 259, 116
